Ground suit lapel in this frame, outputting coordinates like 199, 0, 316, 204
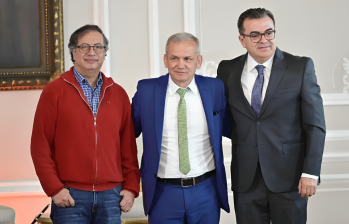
196, 75, 215, 147
259, 48, 287, 117
154, 74, 169, 156
231, 53, 257, 119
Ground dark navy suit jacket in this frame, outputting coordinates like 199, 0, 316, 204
217, 48, 326, 193
132, 74, 230, 215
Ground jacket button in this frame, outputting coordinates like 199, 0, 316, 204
256, 121, 261, 125
254, 142, 258, 146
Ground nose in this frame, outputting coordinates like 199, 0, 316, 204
178, 59, 185, 68
87, 46, 96, 55
259, 34, 267, 43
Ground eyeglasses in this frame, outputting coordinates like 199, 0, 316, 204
76, 44, 106, 54
242, 30, 276, 43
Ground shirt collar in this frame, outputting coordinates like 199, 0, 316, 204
246, 53, 275, 73
167, 74, 199, 96
73, 66, 103, 87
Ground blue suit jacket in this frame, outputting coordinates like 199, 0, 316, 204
132, 74, 230, 215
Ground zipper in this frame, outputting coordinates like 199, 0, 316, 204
63, 79, 92, 112
92, 82, 113, 191
63, 78, 113, 192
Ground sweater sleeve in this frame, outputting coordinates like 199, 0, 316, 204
119, 90, 141, 197
31, 85, 64, 197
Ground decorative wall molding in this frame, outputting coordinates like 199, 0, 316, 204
321, 173, 349, 181
197, 60, 218, 77
148, 0, 160, 78
0, 179, 144, 198
227, 173, 349, 194
92, 0, 111, 77
322, 93, 349, 106
224, 153, 349, 164
0, 179, 45, 198
223, 129, 349, 163
223, 129, 349, 193
223, 130, 349, 146
183, 0, 206, 77
326, 130, 349, 141
315, 173, 349, 192
317, 188, 349, 192
228, 188, 349, 196
183, 0, 197, 35
323, 153, 349, 163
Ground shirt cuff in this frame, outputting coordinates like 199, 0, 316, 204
301, 173, 319, 180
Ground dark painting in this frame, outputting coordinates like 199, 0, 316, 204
0, 0, 64, 90
0, 0, 41, 68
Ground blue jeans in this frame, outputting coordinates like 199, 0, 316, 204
50, 185, 122, 224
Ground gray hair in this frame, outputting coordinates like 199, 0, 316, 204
165, 32, 201, 57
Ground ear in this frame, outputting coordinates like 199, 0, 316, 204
71, 48, 77, 61
163, 54, 168, 68
238, 35, 246, 48
196, 55, 203, 69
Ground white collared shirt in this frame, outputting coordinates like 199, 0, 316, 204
157, 76, 215, 178
241, 54, 318, 180
241, 53, 274, 105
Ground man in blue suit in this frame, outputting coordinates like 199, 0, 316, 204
132, 32, 230, 224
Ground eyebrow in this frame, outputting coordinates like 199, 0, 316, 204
250, 28, 274, 33
80, 43, 103, 45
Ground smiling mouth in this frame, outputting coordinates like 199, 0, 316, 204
85, 59, 97, 63
258, 45, 270, 50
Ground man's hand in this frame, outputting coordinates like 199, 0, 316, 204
52, 188, 75, 207
298, 177, 317, 198
119, 189, 135, 212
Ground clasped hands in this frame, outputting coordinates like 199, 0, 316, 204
52, 188, 135, 212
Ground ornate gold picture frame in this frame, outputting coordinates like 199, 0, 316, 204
0, 0, 64, 90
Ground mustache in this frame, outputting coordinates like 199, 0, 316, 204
257, 43, 271, 48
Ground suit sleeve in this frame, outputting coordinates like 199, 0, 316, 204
217, 61, 232, 139
119, 89, 140, 197
31, 85, 64, 197
301, 58, 326, 177
131, 81, 142, 138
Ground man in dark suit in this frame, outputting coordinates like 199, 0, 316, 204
132, 32, 229, 223
217, 8, 326, 224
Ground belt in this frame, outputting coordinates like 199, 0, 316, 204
157, 170, 215, 187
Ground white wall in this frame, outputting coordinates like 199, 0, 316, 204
108, 0, 150, 97
198, 1, 349, 223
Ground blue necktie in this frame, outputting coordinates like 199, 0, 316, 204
251, 65, 265, 117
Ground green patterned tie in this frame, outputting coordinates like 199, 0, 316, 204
177, 88, 191, 175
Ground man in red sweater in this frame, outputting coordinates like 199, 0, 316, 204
31, 25, 140, 224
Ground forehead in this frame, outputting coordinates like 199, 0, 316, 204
77, 31, 104, 44
243, 16, 274, 33
167, 40, 197, 56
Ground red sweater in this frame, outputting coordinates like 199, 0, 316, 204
31, 67, 140, 197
